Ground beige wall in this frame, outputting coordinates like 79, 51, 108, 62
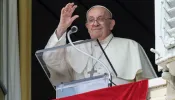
18, 0, 31, 100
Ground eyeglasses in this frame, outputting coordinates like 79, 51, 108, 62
87, 17, 112, 25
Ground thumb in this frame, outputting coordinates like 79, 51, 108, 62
71, 15, 79, 23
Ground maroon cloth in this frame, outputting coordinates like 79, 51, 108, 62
55, 80, 148, 100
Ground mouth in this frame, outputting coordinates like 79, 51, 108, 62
92, 28, 102, 30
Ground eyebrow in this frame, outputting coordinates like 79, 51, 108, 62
87, 15, 104, 19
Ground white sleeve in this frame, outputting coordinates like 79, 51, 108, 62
42, 30, 74, 85
137, 43, 158, 79
45, 30, 67, 49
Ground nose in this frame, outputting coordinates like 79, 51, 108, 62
92, 20, 100, 26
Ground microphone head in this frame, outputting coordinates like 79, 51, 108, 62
71, 26, 78, 33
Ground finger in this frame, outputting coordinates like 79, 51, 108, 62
61, 7, 65, 14
66, 3, 74, 12
70, 5, 77, 15
62, 7, 68, 15
69, 2, 74, 8
71, 15, 79, 22
65, 3, 71, 8
67, 3, 74, 12
64, 3, 71, 12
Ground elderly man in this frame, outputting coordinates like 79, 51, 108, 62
43, 3, 157, 86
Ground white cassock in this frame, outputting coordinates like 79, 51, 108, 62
43, 31, 157, 86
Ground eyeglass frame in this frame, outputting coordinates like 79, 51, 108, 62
86, 16, 112, 25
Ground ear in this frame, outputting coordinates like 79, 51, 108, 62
110, 19, 115, 30
85, 23, 89, 29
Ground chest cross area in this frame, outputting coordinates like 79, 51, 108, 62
88, 67, 97, 77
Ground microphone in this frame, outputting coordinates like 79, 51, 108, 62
70, 26, 78, 34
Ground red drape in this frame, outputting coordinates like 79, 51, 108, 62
55, 80, 148, 100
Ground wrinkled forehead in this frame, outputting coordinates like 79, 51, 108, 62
86, 5, 112, 18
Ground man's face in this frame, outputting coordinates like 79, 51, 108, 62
86, 7, 115, 40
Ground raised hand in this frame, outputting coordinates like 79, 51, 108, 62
56, 3, 79, 37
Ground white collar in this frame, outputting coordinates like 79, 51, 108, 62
100, 34, 113, 44
93, 34, 114, 46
